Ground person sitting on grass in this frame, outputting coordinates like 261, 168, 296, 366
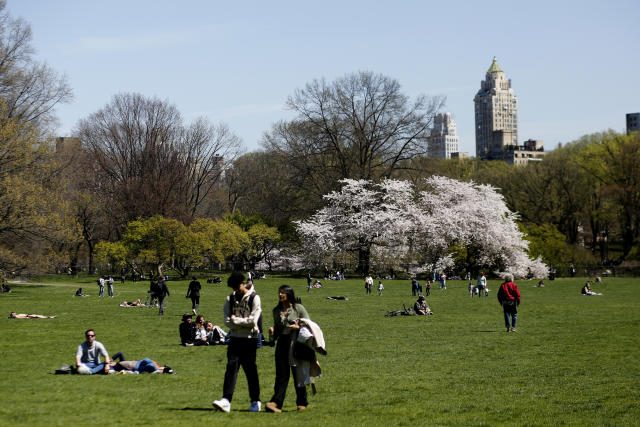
581, 282, 601, 296
9, 312, 57, 319
194, 315, 209, 346
413, 296, 433, 315
205, 321, 228, 345
75, 288, 88, 297
76, 329, 111, 374
180, 313, 196, 346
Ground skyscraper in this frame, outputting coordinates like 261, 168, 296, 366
474, 58, 518, 159
429, 112, 459, 158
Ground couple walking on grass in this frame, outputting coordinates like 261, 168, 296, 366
212, 271, 323, 414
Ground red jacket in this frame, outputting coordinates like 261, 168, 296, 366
497, 281, 521, 304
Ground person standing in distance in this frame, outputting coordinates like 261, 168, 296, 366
186, 276, 201, 315
477, 272, 487, 298
497, 274, 521, 332
212, 271, 262, 413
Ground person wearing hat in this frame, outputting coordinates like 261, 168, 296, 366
414, 296, 432, 315
179, 313, 196, 346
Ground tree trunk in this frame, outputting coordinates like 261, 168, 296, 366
356, 240, 371, 275
87, 241, 95, 275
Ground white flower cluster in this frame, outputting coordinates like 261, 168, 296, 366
295, 176, 548, 278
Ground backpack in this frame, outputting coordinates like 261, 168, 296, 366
230, 291, 264, 348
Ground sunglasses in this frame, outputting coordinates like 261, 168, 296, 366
86, 334, 95, 337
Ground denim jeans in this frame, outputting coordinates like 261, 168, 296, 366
135, 358, 158, 373
503, 303, 518, 328
98, 285, 104, 297
84, 362, 106, 374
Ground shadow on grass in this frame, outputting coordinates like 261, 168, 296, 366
174, 407, 215, 412
173, 407, 273, 413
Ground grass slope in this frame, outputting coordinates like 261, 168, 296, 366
0, 275, 638, 426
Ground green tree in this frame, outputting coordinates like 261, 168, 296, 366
577, 131, 640, 259
120, 216, 185, 277
0, 114, 79, 275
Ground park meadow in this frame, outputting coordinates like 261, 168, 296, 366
0, 274, 638, 426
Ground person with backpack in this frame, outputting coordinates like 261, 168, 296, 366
265, 285, 311, 413
212, 271, 262, 413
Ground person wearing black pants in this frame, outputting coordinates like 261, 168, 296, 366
186, 276, 201, 315
212, 271, 262, 413
265, 285, 310, 413
222, 337, 260, 402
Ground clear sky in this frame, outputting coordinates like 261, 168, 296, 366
9, 0, 640, 155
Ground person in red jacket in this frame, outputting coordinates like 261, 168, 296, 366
497, 274, 521, 332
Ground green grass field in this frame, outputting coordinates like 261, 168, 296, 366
1, 274, 638, 426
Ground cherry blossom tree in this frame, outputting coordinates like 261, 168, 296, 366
296, 176, 547, 278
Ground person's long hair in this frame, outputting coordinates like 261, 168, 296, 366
276, 285, 300, 309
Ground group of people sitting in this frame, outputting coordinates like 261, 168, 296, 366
179, 313, 227, 346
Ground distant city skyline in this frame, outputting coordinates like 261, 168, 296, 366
8, 0, 640, 156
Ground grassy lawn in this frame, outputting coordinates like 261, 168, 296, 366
0, 274, 638, 426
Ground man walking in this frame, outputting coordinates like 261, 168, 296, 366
186, 276, 201, 315
497, 274, 521, 332
212, 272, 262, 413
157, 277, 170, 315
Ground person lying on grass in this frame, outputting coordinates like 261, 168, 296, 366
8, 312, 57, 319
108, 352, 174, 374
119, 299, 142, 307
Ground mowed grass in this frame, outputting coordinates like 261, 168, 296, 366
0, 274, 639, 426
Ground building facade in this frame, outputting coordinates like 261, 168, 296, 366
429, 112, 459, 158
474, 58, 518, 159
501, 139, 547, 165
627, 113, 640, 134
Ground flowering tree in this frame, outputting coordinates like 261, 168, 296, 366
296, 176, 547, 278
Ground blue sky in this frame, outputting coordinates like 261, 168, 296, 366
10, 0, 640, 155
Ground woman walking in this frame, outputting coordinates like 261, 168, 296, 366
265, 285, 310, 413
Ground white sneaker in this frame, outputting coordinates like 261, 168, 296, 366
212, 398, 231, 413
249, 401, 261, 412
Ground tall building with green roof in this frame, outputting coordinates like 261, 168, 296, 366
474, 57, 518, 159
